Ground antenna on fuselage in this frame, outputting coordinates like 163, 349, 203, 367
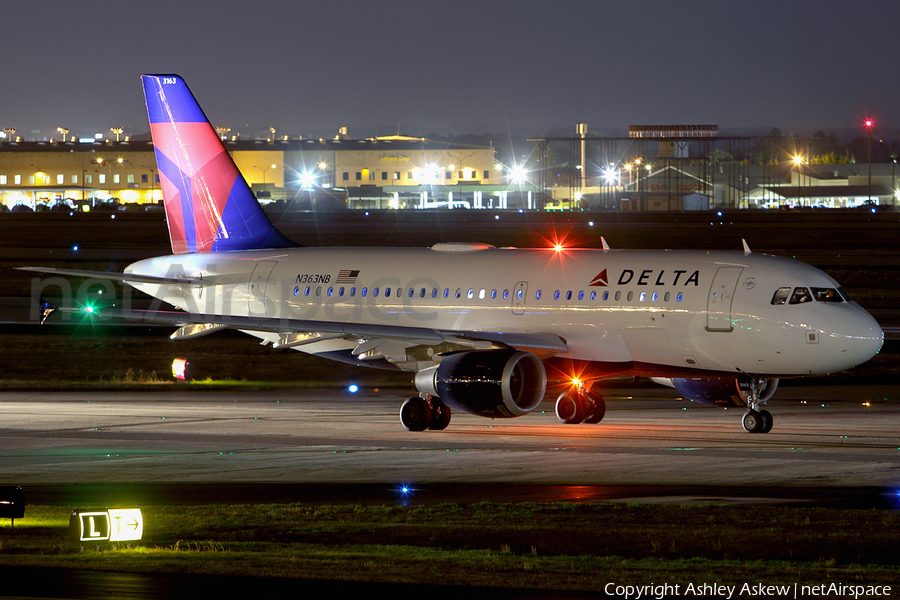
601, 237, 610, 252
742, 239, 751, 255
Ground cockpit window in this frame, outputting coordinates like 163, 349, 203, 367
811, 287, 843, 303
789, 287, 813, 304
771, 287, 791, 305
773, 285, 847, 306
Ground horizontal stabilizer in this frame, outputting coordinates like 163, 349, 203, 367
16, 267, 205, 286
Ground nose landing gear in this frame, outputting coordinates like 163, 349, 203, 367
742, 408, 773, 433
741, 377, 773, 434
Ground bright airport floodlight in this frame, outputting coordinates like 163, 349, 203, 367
601, 167, 618, 185
509, 167, 527, 185
298, 172, 315, 189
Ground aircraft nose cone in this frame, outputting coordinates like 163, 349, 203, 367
833, 307, 883, 368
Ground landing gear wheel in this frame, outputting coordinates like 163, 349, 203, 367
742, 410, 762, 434
758, 409, 773, 434
428, 402, 452, 430
583, 391, 606, 424
740, 376, 774, 433
555, 392, 584, 424
400, 397, 433, 432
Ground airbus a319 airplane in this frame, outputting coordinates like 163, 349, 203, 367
21, 75, 883, 433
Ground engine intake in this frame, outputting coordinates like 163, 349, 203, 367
415, 350, 546, 418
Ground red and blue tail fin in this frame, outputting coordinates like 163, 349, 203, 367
141, 74, 296, 254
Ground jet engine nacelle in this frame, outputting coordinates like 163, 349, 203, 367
666, 377, 779, 408
414, 350, 546, 418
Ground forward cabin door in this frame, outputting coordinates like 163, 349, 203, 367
706, 267, 742, 332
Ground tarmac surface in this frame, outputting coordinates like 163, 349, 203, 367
1, 384, 898, 507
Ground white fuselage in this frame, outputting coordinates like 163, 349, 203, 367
125, 245, 883, 379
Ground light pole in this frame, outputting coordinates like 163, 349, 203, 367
254, 164, 277, 200
792, 155, 804, 207
110, 127, 123, 142
865, 119, 874, 203
892, 157, 897, 207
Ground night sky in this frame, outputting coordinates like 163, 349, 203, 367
4, 0, 897, 141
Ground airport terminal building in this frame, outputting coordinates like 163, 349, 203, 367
0, 133, 541, 211
0, 127, 896, 211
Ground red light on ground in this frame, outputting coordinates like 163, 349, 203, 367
553, 243, 565, 252
865, 119, 874, 129
172, 358, 188, 380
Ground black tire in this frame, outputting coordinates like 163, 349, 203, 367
759, 409, 773, 434
742, 410, 762, 433
400, 397, 432, 431
428, 402, 452, 430
583, 391, 606, 424
556, 392, 584, 424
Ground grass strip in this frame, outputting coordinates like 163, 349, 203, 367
0, 503, 897, 591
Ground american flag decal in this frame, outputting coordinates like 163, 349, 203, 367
336, 269, 360, 284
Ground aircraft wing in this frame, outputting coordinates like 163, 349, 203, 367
81, 307, 570, 357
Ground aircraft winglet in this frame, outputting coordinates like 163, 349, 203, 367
742, 239, 751, 255
601, 237, 610, 252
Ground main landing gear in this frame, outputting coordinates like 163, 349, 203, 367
555, 385, 606, 424
741, 377, 773, 434
400, 396, 451, 431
